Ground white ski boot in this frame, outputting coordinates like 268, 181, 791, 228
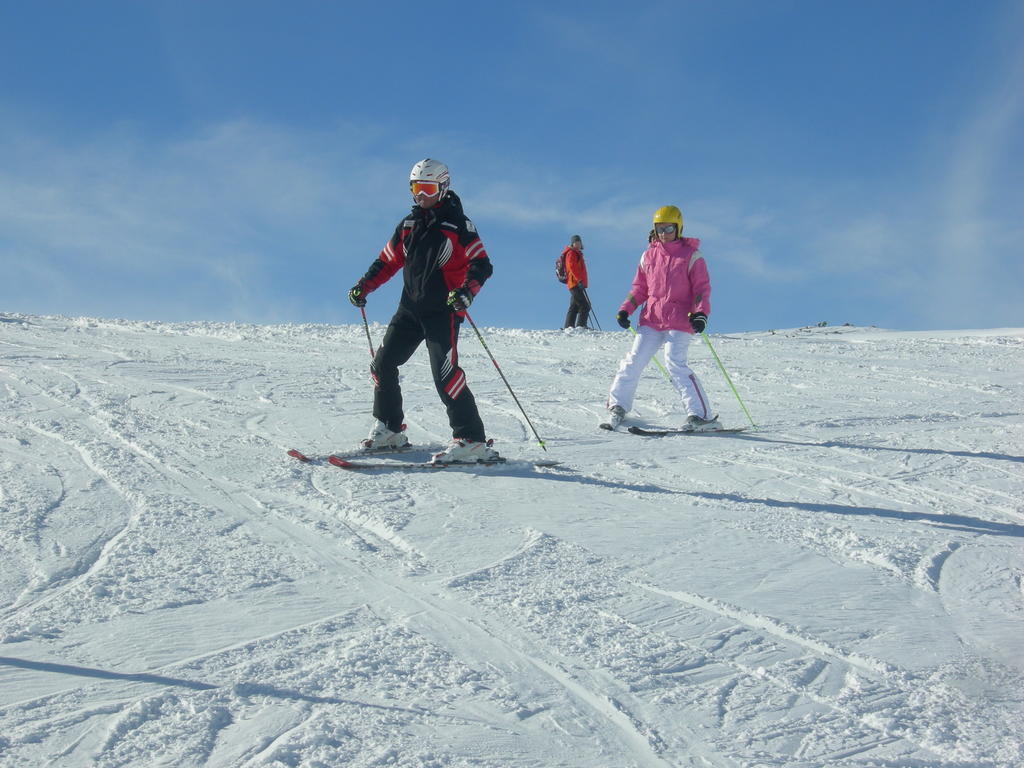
682, 414, 721, 433
601, 405, 626, 430
431, 438, 502, 465
360, 421, 410, 451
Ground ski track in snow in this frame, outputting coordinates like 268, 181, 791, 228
1, 314, 1022, 767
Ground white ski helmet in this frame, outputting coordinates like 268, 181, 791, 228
409, 158, 450, 197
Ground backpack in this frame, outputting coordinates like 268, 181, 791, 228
555, 252, 568, 283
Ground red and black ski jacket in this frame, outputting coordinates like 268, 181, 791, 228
358, 191, 492, 316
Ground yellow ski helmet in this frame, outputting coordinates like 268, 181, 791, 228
652, 205, 683, 233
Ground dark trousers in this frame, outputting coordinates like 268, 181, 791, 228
370, 306, 486, 442
563, 285, 591, 328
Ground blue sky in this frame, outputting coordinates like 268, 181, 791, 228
2, 1, 1022, 333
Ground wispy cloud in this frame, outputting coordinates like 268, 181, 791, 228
0, 118, 403, 320
470, 171, 800, 282
924, 9, 1024, 327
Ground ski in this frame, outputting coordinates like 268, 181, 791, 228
287, 445, 434, 464
627, 426, 747, 436
328, 456, 562, 471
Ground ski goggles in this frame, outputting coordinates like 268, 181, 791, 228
654, 223, 677, 235
410, 180, 442, 197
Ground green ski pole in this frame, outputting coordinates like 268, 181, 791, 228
700, 332, 756, 428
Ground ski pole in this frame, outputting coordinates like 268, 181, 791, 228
700, 332, 757, 428
359, 306, 376, 358
629, 326, 673, 382
464, 311, 548, 451
581, 286, 602, 331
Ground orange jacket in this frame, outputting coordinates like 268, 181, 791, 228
563, 246, 588, 289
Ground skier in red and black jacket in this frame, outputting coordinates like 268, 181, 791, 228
348, 159, 500, 464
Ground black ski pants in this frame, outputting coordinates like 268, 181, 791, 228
370, 305, 486, 442
563, 284, 591, 328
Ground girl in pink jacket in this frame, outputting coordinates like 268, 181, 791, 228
602, 206, 720, 432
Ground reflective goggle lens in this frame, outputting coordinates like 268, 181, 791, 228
410, 181, 441, 196
655, 223, 677, 234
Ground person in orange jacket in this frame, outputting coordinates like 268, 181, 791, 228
562, 235, 591, 329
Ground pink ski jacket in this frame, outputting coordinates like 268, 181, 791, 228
618, 237, 710, 333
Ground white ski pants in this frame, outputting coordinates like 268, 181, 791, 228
607, 326, 712, 418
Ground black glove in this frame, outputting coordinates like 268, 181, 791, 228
689, 312, 707, 334
348, 283, 367, 307
616, 310, 631, 329
447, 288, 473, 311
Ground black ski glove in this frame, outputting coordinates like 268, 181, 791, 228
447, 287, 473, 312
616, 310, 631, 329
348, 283, 367, 307
689, 312, 707, 334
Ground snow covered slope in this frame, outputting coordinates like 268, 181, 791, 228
1, 313, 1022, 767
